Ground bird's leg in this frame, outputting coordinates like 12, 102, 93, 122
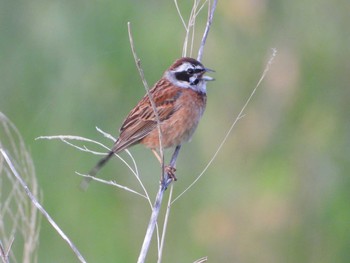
151, 149, 169, 184
151, 149, 163, 164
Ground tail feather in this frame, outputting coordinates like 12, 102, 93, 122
80, 151, 115, 190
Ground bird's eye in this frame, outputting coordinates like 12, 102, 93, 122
187, 68, 194, 74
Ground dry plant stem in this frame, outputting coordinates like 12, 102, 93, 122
0, 237, 14, 263
157, 184, 174, 263
186, 1, 198, 57
36, 134, 152, 204
197, 0, 218, 62
0, 149, 87, 263
0, 242, 5, 263
1, 112, 41, 263
176, 0, 206, 57
37, 132, 158, 250
127, 22, 165, 178
76, 172, 147, 198
193, 256, 208, 263
137, 183, 166, 263
128, 22, 169, 263
36, 135, 135, 175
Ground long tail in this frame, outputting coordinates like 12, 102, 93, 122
80, 151, 115, 190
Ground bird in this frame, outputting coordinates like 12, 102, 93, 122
82, 57, 214, 189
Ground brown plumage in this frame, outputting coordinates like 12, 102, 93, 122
83, 57, 213, 188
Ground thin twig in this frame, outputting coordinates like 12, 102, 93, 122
0, 149, 87, 263
37, 133, 154, 208
178, 0, 200, 57
172, 48, 278, 204
127, 22, 165, 177
5, 237, 14, 263
128, 21, 170, 263
194, 256, 208, 263
174, 0, 187, 30
197, 0, 218, 62
191, 0, 210, 57
157, 184, 174, 263
0, 237, 13, 263
188, 1, 198, 57
137, 184, 167, 263
36, 134, 138, 176
36, 135, 111, 152
95, 126, 116, 141
75, 172, 147, 198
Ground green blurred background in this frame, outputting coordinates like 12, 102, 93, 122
1, 0, 350, 262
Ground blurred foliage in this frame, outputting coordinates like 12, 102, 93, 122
1, 0, 350, 262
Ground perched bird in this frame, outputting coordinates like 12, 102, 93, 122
83, 57, 214, 188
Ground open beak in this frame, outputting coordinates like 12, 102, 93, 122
202, 67, 215, 81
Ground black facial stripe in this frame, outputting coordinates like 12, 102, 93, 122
175, 67, 204, 81
191, 78, 199, 85
175, 71, 190, 82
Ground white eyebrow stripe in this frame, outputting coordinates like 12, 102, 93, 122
171, 62, 194, 72
171, 63, 205, 75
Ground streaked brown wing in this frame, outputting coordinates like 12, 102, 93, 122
112, 80, 182, 153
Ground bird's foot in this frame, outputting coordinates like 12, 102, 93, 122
161, 166, 177, 190
165, 166, 177, 181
